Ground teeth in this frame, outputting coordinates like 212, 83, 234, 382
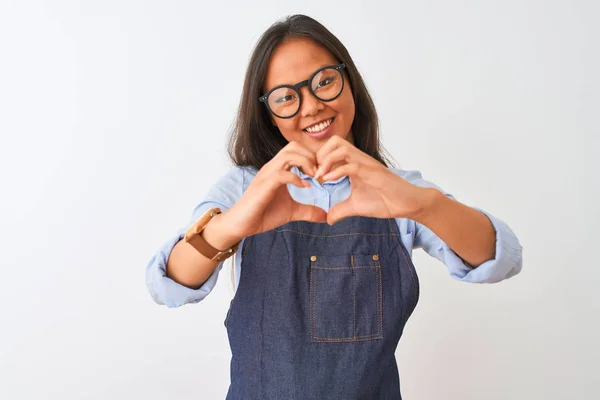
305, 118, 332, 133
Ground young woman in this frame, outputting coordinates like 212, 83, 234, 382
146, 14, 523, 399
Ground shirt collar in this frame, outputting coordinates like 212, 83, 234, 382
291, 165, 348, 185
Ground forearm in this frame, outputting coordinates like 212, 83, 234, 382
411, 188, 496, 267
166, 211, 242, 289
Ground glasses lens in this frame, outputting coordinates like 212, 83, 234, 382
311, 67, 343, 101
267, 87, 300, 118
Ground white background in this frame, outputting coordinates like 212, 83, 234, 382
1, 1, 598, 399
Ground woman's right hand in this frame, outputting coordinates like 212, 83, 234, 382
225, 141, 328, 239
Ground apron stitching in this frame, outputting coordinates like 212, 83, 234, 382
378, 265, 383, 336
352, 255, 356, 340
309, 266, 315, 337
312, 266, 379, 269
273, 229, 400, 238
312, 335, 382, 342
311, 268, 316, 339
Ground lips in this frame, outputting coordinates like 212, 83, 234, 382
303, 117, 334, 133
303, 117, 335, 140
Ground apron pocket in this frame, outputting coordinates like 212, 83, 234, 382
309, 254, 383, 342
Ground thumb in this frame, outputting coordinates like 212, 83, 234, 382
291, 203, 328, 224
327, 200, 356, 225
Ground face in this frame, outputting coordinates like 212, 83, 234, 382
263, 37, 355, 154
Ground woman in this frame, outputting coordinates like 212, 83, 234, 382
146, 14, 523, 399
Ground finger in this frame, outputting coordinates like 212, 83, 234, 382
276, 150, 318, 177
291, 203, 328, 224
315, 136, 354, 175
282, 142, 318, 175
276, 170, 311, 189
315, 135, 346, 162
327, 199, 358, 225
315, 146, 353, 179
321, 162, 359, 182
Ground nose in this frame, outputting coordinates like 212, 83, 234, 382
299, 86, 324, 117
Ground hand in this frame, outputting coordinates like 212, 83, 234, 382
227, 141, 328, 238
314, 136, 431, 225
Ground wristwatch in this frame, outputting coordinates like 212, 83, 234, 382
184, 207, 239, 262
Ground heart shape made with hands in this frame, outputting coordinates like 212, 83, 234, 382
285, 136, 426, 226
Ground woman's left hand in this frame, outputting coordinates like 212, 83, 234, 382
314, 136, 433, 225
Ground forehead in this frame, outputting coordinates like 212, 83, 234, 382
264, 37, 338, 91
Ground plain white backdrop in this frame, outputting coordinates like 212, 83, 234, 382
1, 1, 598, 399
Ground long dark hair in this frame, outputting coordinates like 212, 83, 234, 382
227, 14, 395, 169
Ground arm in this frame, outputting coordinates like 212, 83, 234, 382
411, 188, 495, 267
399, 169, 523, 282
146, 142, 328, 307
313, 136, 522, 283
145, 167, 247, 307
166, 210, 243, 289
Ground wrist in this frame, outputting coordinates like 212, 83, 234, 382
200, 210, 244, 251
408, 187, 446, 224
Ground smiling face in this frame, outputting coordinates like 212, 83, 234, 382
263, 37, 355, 154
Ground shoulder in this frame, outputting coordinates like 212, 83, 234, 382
210, 165, 258, 192
189, 166, 258, 218
196, 166, 255, 208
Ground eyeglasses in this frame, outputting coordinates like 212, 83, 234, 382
259, 63, 346, 119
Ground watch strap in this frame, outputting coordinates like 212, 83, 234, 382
184, 207, 239, 262
187, 230, 239, 262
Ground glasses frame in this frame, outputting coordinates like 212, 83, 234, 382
259, 63, 346, 119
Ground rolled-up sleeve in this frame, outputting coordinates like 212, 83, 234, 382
394, 168, 523, 283
145, 166, 246, 307
415, 208, 523, 283
145, 227, 224, 307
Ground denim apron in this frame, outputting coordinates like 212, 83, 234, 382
224, 216, 419, 399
